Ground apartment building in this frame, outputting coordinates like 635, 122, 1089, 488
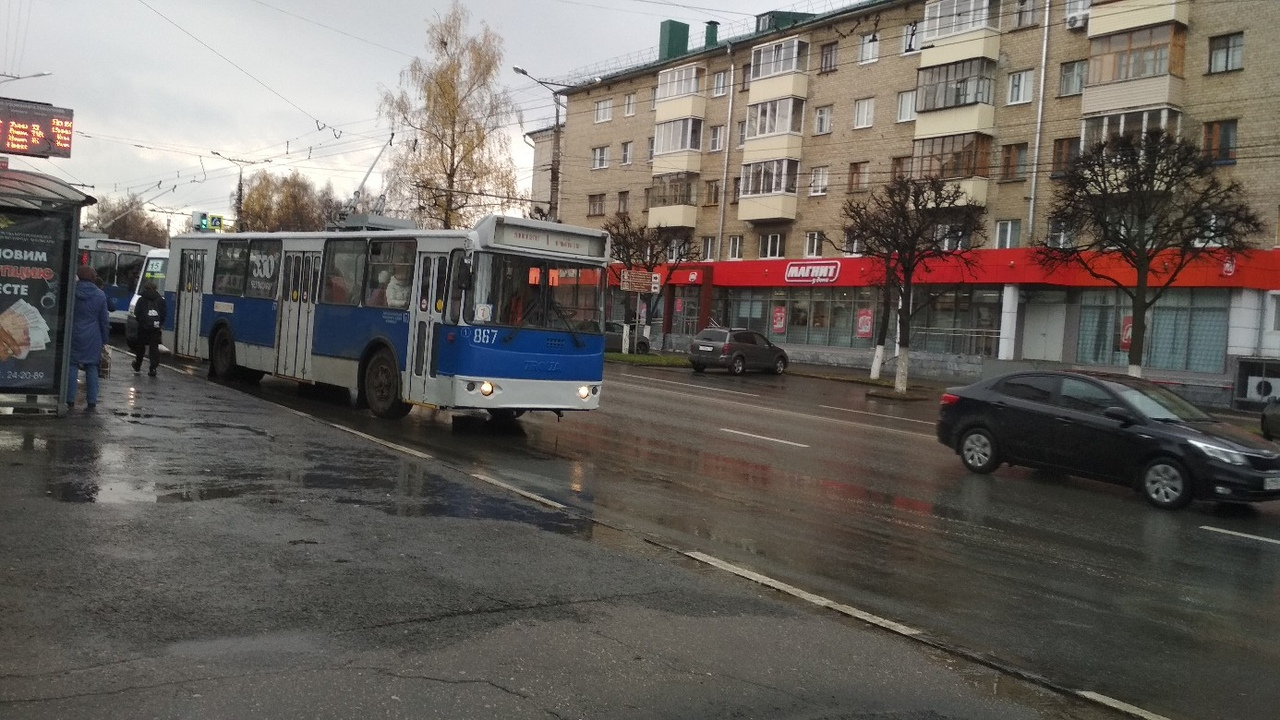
544, 0, 1280, 406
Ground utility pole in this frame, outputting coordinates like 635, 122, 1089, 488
513, 66, 568, 222
212, 150, 271, 230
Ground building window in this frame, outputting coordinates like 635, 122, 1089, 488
740, 63, 751, 91
902, 21, 921, 54
1007, 70, 1033, 105
591, 146, 609, 169
701, 236, 716, 261
650, 174, 696, 208
1000, 143, 1028, 180
646, 137, 655, 161
751, 37, 809, 79
712, 71, 728, 96
995, 219, 1022, 249
657, 64, 705, 100
923, 0, 995, 42
1059, 60, 1086, 96
843, 229, 866, 255
848, 161, 870, 191
1083, 109, 1181, 147
736, 121, 747, 147
814, 105, 833, 134
804, 231, 823, 257
891, 155, 912, 180
809, 166, 829, 196
935, 224, 972, 251
1204, 120, 1238, 164
729, 235, 743, 260
587, 194, 605, 216
859, 33, 879, 63
666, 238, 691, 263
709, 125, 724, 152
1014, 0, 1036, 27
916, 59, 996, 111
1047, 219, 1074, 248
617, 191, 629, 214
1088, 25, 1184, 85
742, 159, 800, 196
705, 179, 721, 206
1065, 0, 1091, 19
594, 99, 613, 123
759, 233, 786, 259
820, 42, 838, 73
897, 90, 917, 122
649, 87, 658, 110
854, 98, 874, 128
1209, 33, 1244, 73
912, 133, 992, 179
620, 141, 633, 165
746, 97, 806, 138
624, 93, 636, 116
1052, 137, 1080, 175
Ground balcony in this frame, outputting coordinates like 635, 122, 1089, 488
738, 194, 798, 223
748, 73, 809, 104
1089, 0, 1188, 37
655, 94, 706, 123
652, 150, 702, 175
919, 27, 1000, 67
1081, 75, 1184, 115
742, 134, 804, 165
648, 174, 699, 228
915, 103, 995, 139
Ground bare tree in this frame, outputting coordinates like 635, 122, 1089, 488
380, 1, 519, 229
835, 176, 986, 393
85, 194, 168, 248
600, 212, 698, 341
237, 170, 337, 232
1037, 130, 1264, 377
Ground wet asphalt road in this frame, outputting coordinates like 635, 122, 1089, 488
217, 356, 1280, 720
0, 348, 1137, 720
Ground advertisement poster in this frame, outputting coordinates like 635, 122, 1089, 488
1119, 315, 1133, 352
771, 305, 786, 334
856, 308, 874, 339
0, 213, 68, 392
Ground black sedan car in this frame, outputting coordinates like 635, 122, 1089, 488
937, 370, 1280, 510
688, 327, 787, 375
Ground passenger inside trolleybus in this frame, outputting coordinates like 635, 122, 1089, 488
465, 253, 604, 336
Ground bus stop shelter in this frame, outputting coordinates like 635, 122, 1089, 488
0, 169, 96, 415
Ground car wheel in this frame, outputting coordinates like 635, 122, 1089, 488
636, 340, 649, 355
771, 356, 787, 375
691, 363, 705, 373
729, 355, 746, 376
1140, 458, 1194, 510
958, 427, 1000, 474
364, 348, 411, 419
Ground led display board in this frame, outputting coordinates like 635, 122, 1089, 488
0, 98, 73, 158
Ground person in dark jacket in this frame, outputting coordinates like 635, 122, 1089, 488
131, 280, 166, 377
67, 265, 111, 410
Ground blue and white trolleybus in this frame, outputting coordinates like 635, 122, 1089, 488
165, 215, 611, 419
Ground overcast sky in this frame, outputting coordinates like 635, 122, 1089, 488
0, 0, 820, 232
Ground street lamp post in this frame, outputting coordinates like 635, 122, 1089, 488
212, 151, 271, 230
513, 66, 565, 223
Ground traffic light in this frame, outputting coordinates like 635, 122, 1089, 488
192, 210, 209, 232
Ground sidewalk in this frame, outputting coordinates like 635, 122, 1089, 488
0, 352, 1121, 719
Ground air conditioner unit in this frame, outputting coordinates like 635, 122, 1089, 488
1066, 13, 1088, 30
1246, 376, 1279, 402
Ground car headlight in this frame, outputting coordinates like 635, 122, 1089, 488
1188, 438, 1249, 465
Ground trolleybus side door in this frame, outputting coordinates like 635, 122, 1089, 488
275, 251, 321, 380
175, 249, 205, 359
407, 253, 446, 404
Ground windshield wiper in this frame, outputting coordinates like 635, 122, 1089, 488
549, 301, 584, 348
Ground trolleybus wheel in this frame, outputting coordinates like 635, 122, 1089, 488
364, 348, 411, 419
210, 328, 237, 380
487, 409, 526, 421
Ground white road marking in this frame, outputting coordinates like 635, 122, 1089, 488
720, 428, 809, 448
471, 473, 567, 510
820, 404, 934, 425
620, 372, 759, 397
1073, 692, 1175, 720
1200, 526, 1280, 546
285, 407, 435, 460
685, 551, 922, 636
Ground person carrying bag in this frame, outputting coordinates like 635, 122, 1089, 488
131, 281, 167, 377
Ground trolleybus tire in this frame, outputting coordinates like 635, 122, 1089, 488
487, 409, 526, 421
364, 348, 411, 419
210, 328, 237, 380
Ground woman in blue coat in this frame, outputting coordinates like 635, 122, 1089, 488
67, 265, 111, 410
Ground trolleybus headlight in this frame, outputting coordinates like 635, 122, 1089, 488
577, 385, 592, 400
480, 381, 494, 397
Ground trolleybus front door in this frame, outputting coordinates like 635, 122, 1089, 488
175, 249, 206, 359
407, 253, 446, 404
275, 251, 321, 380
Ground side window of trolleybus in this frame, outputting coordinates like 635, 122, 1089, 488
365, 239, 415, 308
213, 241, 249, 296
246, 240, 282, 299
323, 239, 366, 305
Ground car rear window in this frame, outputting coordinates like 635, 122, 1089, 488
998, 374, 1056, 402
695, 329, 728, 342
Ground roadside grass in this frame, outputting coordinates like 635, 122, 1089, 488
605, 352, 690, 367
